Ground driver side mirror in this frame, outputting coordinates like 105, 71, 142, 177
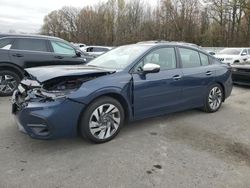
142, 63, 160, 74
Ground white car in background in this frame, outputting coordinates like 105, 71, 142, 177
215, 48, 250, 64
80, 46, 113, 57
72, 43, 86, 48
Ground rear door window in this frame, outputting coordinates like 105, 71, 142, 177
12, 38, 49, 52
179, 48, 201, 68
0, 38, 13, 49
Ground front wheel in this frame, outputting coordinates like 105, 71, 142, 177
203, 84, 223, 113
79, 97, 124, 143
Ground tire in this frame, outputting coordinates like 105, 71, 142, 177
203, 84, 223, 113
79, 97, 125, 143
0, 70, 21, 96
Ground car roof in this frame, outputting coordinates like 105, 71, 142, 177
0, 33, 64, 41
134, 41, 208, 53
137, 40, 201, 48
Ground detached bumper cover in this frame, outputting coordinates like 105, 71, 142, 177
12, 98, 85, 139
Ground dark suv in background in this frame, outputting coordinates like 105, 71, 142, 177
0, 35, 92, 96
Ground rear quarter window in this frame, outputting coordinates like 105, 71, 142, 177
199, 53, 210, 66
209, 56, 221, 64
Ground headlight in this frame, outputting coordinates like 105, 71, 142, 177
40, 90, 75, 99
31, 89, 76, 100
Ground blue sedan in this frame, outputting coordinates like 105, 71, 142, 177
12, 42, 233, 143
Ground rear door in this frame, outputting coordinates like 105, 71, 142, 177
132, 47, 183, 119
178, 47, 215, 108
9, 38, 54, 68
0, 38, 14, 63
49, 40, 85, 65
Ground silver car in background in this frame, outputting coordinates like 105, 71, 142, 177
80, 46, 113, 57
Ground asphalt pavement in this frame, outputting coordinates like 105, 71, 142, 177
0, 85, 250, 188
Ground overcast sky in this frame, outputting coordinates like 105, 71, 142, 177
0, 0, 159, 34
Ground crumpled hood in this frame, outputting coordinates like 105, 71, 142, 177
25, 65, 115, 83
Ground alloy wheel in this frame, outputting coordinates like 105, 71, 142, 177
89, 103, 121, 140
0, 74, 18, 94
208, 86, 222, 110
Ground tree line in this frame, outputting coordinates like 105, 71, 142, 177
41, 0, 250, 47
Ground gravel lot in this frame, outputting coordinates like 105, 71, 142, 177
0, 86, 250, 188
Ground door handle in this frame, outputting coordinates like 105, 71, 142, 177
206, 71, 212, 76
173, 75, 182, 81
54, 55, 64, 59
12, 53, 23, 57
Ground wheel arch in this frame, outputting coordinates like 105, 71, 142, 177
215, 82, 226, 102
87, 92, 132, 121
0, 63, 24, 78
76, 91, 133, 136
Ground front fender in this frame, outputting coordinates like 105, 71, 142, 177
69, 86, 133, 121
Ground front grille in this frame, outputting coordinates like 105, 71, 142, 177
217, 58, 224, 62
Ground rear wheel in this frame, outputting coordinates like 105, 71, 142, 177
203, 84, 223, 113
0, 70, 20, 96
79, 97, 124, 143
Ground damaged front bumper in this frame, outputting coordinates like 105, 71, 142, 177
11, 88, 85, 140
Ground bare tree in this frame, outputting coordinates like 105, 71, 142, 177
40, 0, 250, 47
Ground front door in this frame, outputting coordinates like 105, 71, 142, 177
132, 47, 183, 119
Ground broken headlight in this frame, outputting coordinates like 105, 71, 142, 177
39, 89, 75, 99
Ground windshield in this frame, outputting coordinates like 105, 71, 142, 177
87, 45, 150, 69
218, 48, 242, 55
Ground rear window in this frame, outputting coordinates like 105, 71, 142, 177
0, 38, 13, 49
209, 56, 221, 64
199, 53, 209, 66
12, 38, 48, 52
